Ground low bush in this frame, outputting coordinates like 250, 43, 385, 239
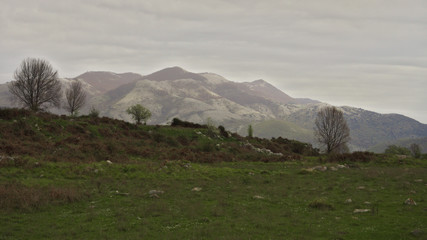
0, 108, 32, 120
308, 198, 334, 210
171, 118, 207, 129
326, 151, 377, 162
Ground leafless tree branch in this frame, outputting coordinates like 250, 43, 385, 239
314, 106, 350, 154
65, 80, 87, 116
8, 58, 62, 111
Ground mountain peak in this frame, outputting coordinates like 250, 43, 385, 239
143, 66, 206, 81
250, 79, 271, 87
75, 71, 142, 94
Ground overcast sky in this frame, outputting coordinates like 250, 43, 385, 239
1, 0, 426, 123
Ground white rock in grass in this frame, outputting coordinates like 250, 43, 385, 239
330, 166, 338, 171
106, 160, 113, 164
404, 198, 417, 205
353, 209, 371, 213
149, 190, 164, 198
312, 166, 327, 172
345, 198, 352, 203
191, 187, 202, 192
253, 195, 264, 199
149, 190, 164, 195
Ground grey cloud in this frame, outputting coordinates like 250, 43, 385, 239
1, 0, 426, 122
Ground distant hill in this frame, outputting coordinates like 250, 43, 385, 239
368, 137, 427, 154
1, 66, 426, 152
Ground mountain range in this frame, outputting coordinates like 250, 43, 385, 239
1, 66, 426, 153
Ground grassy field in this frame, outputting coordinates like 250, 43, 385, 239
0, 109, 426, 239
0, 158, 426, 239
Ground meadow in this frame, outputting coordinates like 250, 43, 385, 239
0, 109, 426, 239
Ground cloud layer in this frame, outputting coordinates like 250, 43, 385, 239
1, 0, 426, 122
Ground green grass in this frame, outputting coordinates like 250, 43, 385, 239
1, 159, 426, 239
0, 108, 426, 239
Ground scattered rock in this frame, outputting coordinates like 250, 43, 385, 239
106, 160, 113, 164
94, 169, 99, 173
115, 190, 129, 196
248, 172, 255, 176
191, 187, 202, 192
364, 201, 371, 205
330, 166, 338, 171
414, 179, 423, 183
312, 165, 327, 172
404, 198, 417, 206
337, 164, 348, 169
149, 190, 164, 198
253, 195, 265, 199
357, 186, 366, 190
243, 142, 283, 156
353, 209, 371, 213
298, 168, 315, 174
410, 229, 424, 237
345, 198, 352, 203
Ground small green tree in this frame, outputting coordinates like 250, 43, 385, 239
205, 117, 219, 137
88, 106, 100, 118
126, 104, 151, 125
248, 125, 253, 138
410, 143, 421, 158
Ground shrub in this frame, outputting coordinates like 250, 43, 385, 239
171, 118, 207, 129
308, 198, 334, 210
218, 125, 230, 138
88, 106, 100, 118
247, 125, 253, 138
0, 108, 31, 120
384, 145, 411, 155
326, 151, 376, 163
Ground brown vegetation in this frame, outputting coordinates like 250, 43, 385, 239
0, 182, 86, 211
0, 108, 319, 164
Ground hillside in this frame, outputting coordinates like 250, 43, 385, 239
1, 66, 427, 152
0, 108, 316, 164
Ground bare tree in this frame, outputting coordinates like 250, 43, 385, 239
65, 80, 87, 116
8, 58, 62, 112
314, 106, 350, 154
409, 143, 421, 158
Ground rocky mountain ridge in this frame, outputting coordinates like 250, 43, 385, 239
1, 66, 426, 152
